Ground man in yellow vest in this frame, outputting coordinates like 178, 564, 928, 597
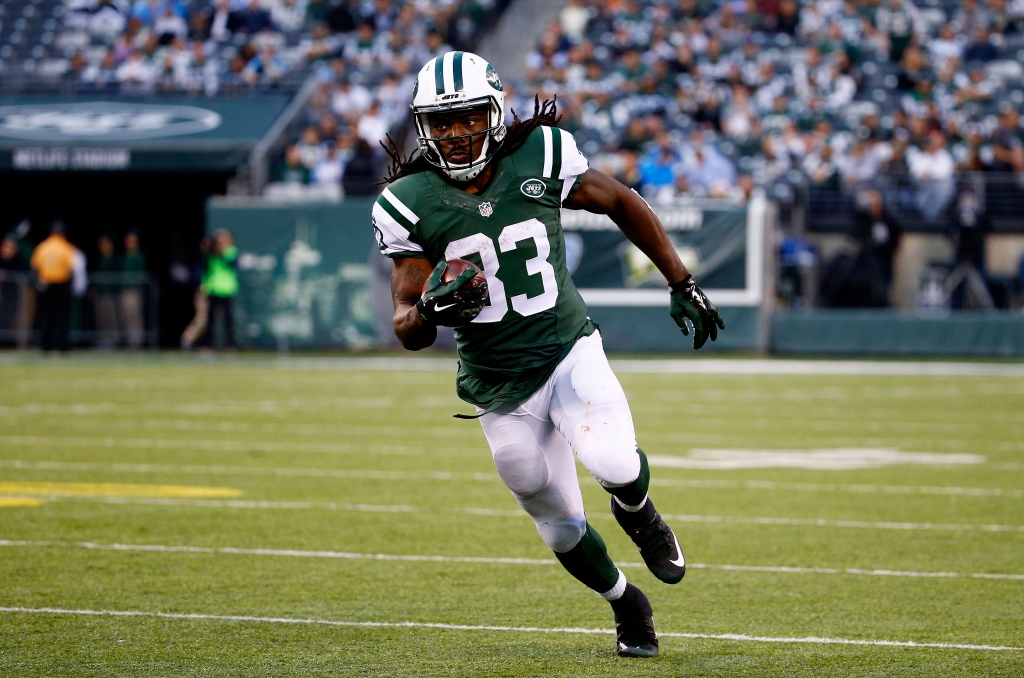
30, 222, 78, 352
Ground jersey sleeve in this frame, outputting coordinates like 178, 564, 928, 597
556, 129, 589, 203
372, 186, 427, 259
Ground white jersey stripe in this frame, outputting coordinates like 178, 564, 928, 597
372, 203, 424, 256
541, 126, 553, 178
381, 188, 420, 225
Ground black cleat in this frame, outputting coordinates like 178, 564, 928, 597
612, 498, 685, 585
610, 583, 659, 657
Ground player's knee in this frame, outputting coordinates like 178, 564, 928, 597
537, 513, 586, 552
492, 443, 549, 497
586, 446, 642, 488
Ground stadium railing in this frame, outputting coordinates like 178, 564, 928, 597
803, 171, 1024, 234
0, 270, 161, 349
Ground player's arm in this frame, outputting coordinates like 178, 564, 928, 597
563, 169, 725, 349
391, 257, 438, 351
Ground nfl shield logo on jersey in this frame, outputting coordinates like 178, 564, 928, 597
478, 202, 494, 217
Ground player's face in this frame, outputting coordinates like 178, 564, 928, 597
428, 107, 489, 165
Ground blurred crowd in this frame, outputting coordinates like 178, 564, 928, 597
267, 0, 507, 197
50, 0, 504, 94
505, 0, 1024, 215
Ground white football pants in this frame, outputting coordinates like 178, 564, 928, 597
478, 331, 641, 553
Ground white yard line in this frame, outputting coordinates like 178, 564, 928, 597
0, 606, 1018, 652
2, 459, 1020, 498
5, 494, 1022, 532
3, 353, 1023, 377
2, 539, 1022, 582
609, 360, 1024, 377
656, 513, 1024, 533
0, 436, 425, 456
266, 357, 1024, 377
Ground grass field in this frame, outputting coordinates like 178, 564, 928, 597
0, 354, 1022, 676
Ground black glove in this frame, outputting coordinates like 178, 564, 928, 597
669, 275, 725, 350
415, 260, 489, 327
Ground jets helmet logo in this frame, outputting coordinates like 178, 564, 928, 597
478, 202, 494, 217
485, 64, 502, 91
521, 179, 545, 198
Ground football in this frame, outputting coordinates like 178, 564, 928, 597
427, 258, 488, 297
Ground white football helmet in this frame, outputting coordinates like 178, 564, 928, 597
411, 51, 507, 182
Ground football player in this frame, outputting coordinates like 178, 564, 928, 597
373, 51, 724, 658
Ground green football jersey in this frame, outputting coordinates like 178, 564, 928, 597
372, 125, 595, 411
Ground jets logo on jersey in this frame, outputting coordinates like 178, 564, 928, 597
371, 214, 387, 252
520, 179, 545, 199
478, 202, 494, 217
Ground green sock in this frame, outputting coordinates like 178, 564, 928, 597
601, 447, 650, 508
553, 522, 623, 598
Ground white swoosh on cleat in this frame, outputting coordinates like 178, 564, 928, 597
669, 532, 685, 568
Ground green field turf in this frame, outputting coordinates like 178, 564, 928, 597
0, 355, 1022, 677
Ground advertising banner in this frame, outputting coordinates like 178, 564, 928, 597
212, 195, 766, 350
563, 194, 765, 308
0, 96, 291, 171
207, 198, 379, 349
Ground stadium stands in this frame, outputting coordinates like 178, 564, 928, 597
507, 0, 1024, 237
0, 0, 508, 98
255, 0, 512, 199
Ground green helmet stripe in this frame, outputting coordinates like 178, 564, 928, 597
453, 51, 464, 91
434, 56, 445, 95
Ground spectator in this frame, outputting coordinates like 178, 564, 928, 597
963, 25, 999, 63
990, 104, 1024, 173
181, 237, 210, 350
311, 143, 346, 186
820, 189, 899, 308
356, 101, 390, 145
637, 135, 680, 195
229, 0, 275, 35
908, 131, 956, 222
944, 189, 995, 308
853, 189, 902, 294
197, 229, 239, 351
276, 145, 311, 184
876, 0, 924, 62
154, 6, 188, 45
116, 51, 157, 94
679, 138, 737, 198
93, 234, 120, 349
342, 139, 380, 196
295, 127, 326, 169
120, 230, 146, 349
928, 24, 963, 66
561, 0, 591, 40
30, 222, 80, 352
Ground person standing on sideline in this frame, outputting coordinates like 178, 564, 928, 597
1, 235, 31, 344
198, 228, 239, 350
120, 230, 147, 349
180, 237, 210, 350
31, 222, 78, 352
93, 234, 120, 349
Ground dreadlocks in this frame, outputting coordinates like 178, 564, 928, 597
380, 96, 561, 185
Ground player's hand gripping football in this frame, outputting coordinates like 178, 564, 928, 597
669, 275, 725, 350
416, 259, 489, 327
